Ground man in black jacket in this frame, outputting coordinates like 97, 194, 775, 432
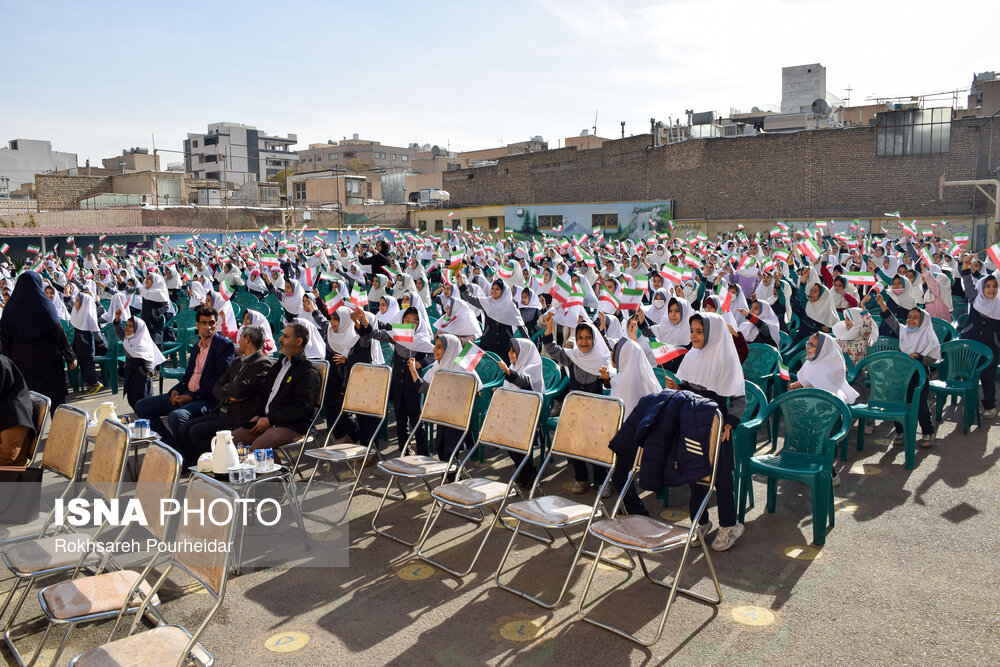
232, 322, 321, 455
174, 325, 274, 467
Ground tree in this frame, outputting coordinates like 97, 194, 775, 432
267, 168, 294, 195
344, 158, 370, 174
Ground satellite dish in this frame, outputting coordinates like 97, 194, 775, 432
431, 145, 441, 157
811, 98, 830, 116
751, 106, 761, 113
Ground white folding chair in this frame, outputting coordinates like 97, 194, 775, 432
415, 387, 543, 577
301, 363, 398, 524
494, 391, 632, 609
371, 369, 478, 547
67, 474, 240, 667
577, 410, 725, 646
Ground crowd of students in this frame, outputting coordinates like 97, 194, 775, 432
0, 225, 994, 553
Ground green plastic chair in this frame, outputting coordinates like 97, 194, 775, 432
867, 336, 899, 354
931, 317, 957, 345
539, 357, 569, 460
733, 380, 769, 515
92, 324, 120, 394
737, 388, 851, 545
930, 339, 993, 434
778, 331, 792, 355
781, 336, 807, 364
846, 352, 926, 469
159, 335, 196, 394
954, 314, 968, 331
247, 302, 270, 319
743, 344, 781, 400
470, 351, 506, 455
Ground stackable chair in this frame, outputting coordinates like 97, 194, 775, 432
577, 409, 724, 646
371, 369, 478, 546
0, 405, 88, 551
415, 387, 543, 577
67, 475, 240, 667
301, 363, 397, 524
16, 442, 182, 666
930, 339, 993, 435
2, 419, 131, 665
494, 392, 630, 609
23, 392, 51, 466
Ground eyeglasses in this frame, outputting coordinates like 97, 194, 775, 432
805, 342, 817, 349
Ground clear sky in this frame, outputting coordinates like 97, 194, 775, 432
2, 0, 997, 165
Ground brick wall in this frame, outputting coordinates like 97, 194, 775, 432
35, 174, 112, 210
443, 117, 999, 222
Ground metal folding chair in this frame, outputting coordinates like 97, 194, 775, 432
577, 410, 725, 646
371, 369, 478, 547
301, 363, 399, 524
415, 387, 543, 577
494, 391, 632, 609
24, 392, 51, 466
0, 405, 88, 551
67, 474, 240, 667
2, 419, 132, 665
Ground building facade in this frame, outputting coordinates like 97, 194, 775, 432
0, 139, 78, 193
295, 135, 420, 173
184, 122, 298, 186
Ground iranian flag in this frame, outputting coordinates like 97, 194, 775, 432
219, 280, 235, 301
599, 287, 619, 310
682, 253, 701, 269
769, 227, 781, 238
900, 220, 919, 238
777, 222, 789, 232
65, 259, 77, 281
261, 254, 280, 269
618, 287, 644, 311
716, 284, 733, 313
799, 238, 822, 262
0, 243, 9, 255
954, 234, 970, 246
778, 360, 790, 382
448, 251, 464, 268
455, 342, 485, 372
986, 243, 1000, 268
918, 246, 935, 267
324, 292, 344, 311
65, 248, 77, 257
660, 262, 684, 284
772, 249, 790, 264
564, 289, 585, 309
550, 275, 572, 306
497, 262, 514, 280
319, 270, 338, 283
260, 226, 270, 235
845, 272, 877, 287
301, 266, 316, 287
392, 323, 416, 343
350, 284, 369, 307
815, 220, 829, 229
736, 255, 755, 271
26, 245, 40, 254
581, 250, 597, 268
648, 341, 687, 365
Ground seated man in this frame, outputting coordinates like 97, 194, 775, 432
135, 306, 234, 448
175, 325, 273, 467
0, 353, 37, 467
232, 322, 321, 456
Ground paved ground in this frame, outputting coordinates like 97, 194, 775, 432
1, 383, 998, 666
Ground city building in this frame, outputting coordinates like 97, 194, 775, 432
295, 135, 420, 173
101, 148, 160, 173
184, 122, 298, 186
457, 137, 547, 163
286, 170, 381, 207
0, 139, 78, 195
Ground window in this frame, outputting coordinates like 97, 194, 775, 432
392, 154, 397, 160
192, 140, 198, 148
345, 179, 361, 195
452, 220, 460, 230
876, 108, 951, 156
328, 153, 338, 160
344, 152, 356, 159
466, 218, 473, 231
434, 219, 444, 232
538, 214, 562, 229
402, 155, 408, 162
204, 135, 218, 146
293, 182, 306, 201
592, 213, 618, 228
488, 216, 499, 230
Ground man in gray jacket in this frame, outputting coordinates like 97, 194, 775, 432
175, 325, 273, 466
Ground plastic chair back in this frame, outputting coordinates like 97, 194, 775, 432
743, 381, 767, 423
778, 331, 792, 353
939, 339, 993, 383
549, 392, 623, 466
477, 351, 505, 387
850, 351, 923, 407
247, 302, 270, 318
931, 317, 957, 345
868, 336, 899, 354
743, 343, 780, 386
769, 389, 851, 457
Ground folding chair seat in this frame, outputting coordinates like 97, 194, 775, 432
494, 391, 629, 609
415, 387, 543, 577
2, 419, 134, 664
577, 411, 724, 646
67, 474, 239, 667
371, 369, 478, 547
0, 405, 88, 550
302, 363, 397, 524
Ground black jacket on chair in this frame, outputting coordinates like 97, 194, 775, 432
253, 352, 321, 434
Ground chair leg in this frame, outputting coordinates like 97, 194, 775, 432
855, 418, 865, 453
765, 478, 777, 513
810, 478, 828, 546
904, 420, 916, 470
417, 500, 503, 578
934, 391, 944, 423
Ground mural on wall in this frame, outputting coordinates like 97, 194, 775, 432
503, 200, 673, 242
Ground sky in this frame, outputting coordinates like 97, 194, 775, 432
1, 0, 998, 165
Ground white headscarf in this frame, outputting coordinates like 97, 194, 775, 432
650, 296, 693, 346
246, 269, 267, 294
564, 321, 612, 376
188, 281, 207, 309
436, 295, 483, 338
804, 284, 840, 328
832, 307, 878, 347
477, 279, 524, 328
122, 317, 166, 367
611, 338, 661, 416
294, 316, 326, 359
139, 271, 169, 304
70, 292, 101, 332
676, 312, 745, 398
505, 338, 544, 394
972, 276, 1000, 321
375, 294, 400, 324
422, 333, 483, 390
389, 290, 435, 353
643, 288, 671, 324
738, 301, 781, 346
887, 275, 918, 311
325, 305, 360, 356
49, 290, 70, 321
797, 332, 859, 404
281, 279, 306, 316
243, 309, 276, 354
367, 274, 389, 305
208, 291, 238, 333
898, 309, 941, 363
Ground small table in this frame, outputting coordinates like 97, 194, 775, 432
186, 465, 309, 575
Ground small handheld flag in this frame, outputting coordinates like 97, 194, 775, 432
391, 323, 416, 343
648, 342, 687, 365
218, 280, 235, 301
778, 360, 790, 382
454, 342, 485, 372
